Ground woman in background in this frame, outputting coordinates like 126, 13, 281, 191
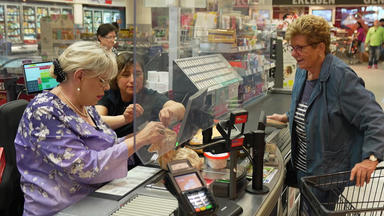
96, 23, 118, 54
356, 21, 366, 63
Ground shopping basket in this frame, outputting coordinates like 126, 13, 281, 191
301, 167, 384, 216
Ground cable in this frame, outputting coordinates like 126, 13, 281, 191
242, 145, 254, 166
185, 139, 226, 150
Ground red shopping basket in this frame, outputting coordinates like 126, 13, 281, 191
301, 167, 384, 216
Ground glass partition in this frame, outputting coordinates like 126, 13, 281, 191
130, 0, 275, 165
0, 0, 275, 168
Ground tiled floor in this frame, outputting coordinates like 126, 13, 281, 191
350, 61, 384, 109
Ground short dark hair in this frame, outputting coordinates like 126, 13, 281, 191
112, 22, 120, 31
110, 52, 146, 90
283, 13, 290, 20
96, 23, 117, 41
380, 18, 384, 22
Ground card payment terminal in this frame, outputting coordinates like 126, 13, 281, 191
165, 159, 217, 216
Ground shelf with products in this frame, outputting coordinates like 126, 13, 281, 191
6, 5, 21, 44
40, 14, 76, 59
197, 29, 274, 105
36, 7, 48, 34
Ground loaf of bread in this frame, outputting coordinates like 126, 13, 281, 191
159, 147, 204, 171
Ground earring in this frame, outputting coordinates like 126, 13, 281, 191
77, 88, 80, 92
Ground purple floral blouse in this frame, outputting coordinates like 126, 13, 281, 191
15, 91, 129, 216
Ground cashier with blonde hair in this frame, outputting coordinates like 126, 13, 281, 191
14, 41, 166, 215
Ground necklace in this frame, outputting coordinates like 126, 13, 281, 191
59, 86, 89, 118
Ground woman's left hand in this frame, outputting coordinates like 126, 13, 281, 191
350, 159, 379, 186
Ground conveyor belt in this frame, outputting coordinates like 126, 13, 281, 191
111, 194, 178, 216
267, 127, 291, 164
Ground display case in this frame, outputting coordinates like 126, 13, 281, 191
93, 10, 102, 32
36, 6, 48, 34
6, 4, 22, 44
103, 11, 112, 23
62, 8, 72, 15
49, 7, 61, 16
83, 8, 121, 34
83, 9, 93, 33
22, 5, 36, 44
112, 11, 120, 22
0, 5, 5, 40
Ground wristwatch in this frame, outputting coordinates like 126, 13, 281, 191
369, 155, 378, 162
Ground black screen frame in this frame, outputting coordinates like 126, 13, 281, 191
23, 61, 57, 94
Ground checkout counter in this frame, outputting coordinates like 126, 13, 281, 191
56, 91, 292, 216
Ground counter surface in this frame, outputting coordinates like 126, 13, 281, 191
57, 92, 291, 216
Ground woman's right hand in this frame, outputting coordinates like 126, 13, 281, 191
135, 121, 165, 147
267, 113, 288, 123
123, 104, 144, 124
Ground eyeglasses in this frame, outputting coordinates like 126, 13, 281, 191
288, 43, 319, 53
103, 35, 117, 40
98, 76, 110, 87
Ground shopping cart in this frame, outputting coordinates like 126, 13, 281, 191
347, 32, 360, 65
301, 167, 384, 216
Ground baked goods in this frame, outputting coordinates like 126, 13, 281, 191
159, 147, 204, 171
148, 128, 177, 156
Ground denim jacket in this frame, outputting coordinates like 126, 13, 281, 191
288, 54, 384, 175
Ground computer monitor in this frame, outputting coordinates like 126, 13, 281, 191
176, 88, 214, 146
23, 61, 59, 94
312, 9, 333, 23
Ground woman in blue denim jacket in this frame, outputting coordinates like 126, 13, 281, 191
268, 15, 384, 213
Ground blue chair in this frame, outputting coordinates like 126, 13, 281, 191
0, 99, 28, 216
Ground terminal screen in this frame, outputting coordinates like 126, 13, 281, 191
23, 62, 59, 94
175, 173, 203, 191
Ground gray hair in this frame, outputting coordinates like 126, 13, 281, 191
50, 41, 117, 81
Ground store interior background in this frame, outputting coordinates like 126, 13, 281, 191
0, 1, 383, 216
0, 0, 383, 109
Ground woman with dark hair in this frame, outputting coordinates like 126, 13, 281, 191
96, 23, 117, 53
356, 21, 366, 62
96, 53, 185, 138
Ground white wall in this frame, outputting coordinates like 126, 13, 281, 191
73, 3, 83, 25
126, 0, 152, 25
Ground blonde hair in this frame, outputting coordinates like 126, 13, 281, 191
50, 41, 117, 81
285, 15, 331, 54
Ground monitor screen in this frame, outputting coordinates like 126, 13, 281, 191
23, 61, 59, 94
312, 9, 332, 22
176, 88, 214, 146
175, 173, 203, 191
